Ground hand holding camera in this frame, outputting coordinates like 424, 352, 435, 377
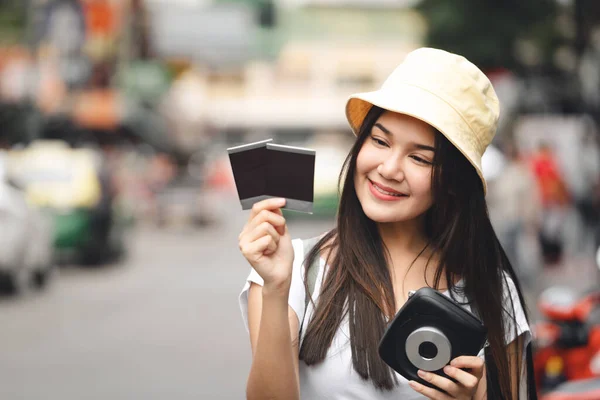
378, 287, 488, 399
238, 198, 294, 290
408, 355, 485, 399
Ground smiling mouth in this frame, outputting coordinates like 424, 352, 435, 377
369, 180, 407, 197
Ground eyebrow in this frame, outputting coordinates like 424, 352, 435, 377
373, 123, 435, 152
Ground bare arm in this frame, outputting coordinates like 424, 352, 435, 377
238, 198, 301, 399
246, 282, 300, 400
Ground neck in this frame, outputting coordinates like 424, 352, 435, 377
377, 217, 434, 275
378, 217, 428, 254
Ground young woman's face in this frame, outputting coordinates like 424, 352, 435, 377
354, 111, 436, 224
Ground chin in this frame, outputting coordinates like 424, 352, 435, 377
361, 202, 414, 224
359, 191, 433, 223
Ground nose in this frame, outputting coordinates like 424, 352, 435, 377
377, 154, 404, 181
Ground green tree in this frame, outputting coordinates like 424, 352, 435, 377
417, 0, 561, 72
0, 0, 26, 45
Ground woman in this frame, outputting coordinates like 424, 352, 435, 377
238, 48, 536, 399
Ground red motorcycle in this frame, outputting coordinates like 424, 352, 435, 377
542, 378, 600, 400
533, 285, 600, 398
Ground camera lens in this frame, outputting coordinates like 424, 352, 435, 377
406, 327, 451, 371
418, 341, 438, 359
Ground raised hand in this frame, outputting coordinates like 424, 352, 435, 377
238, 198, 294, 289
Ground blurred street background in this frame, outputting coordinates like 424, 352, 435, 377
0, 0, 599, 399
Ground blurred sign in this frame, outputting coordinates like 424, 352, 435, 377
8, 141, 102, 209
288, 0, 421, 6
147, 4, 253, 67
117, 61, 172, 105
145, 0, 211, 6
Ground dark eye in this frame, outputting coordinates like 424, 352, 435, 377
411, 155, 432, 165
370, 136, 388, 147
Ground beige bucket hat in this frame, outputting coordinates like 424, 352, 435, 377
345, 47, 500, 193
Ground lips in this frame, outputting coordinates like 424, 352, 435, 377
369, 179, 407, 196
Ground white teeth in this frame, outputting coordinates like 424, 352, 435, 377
373, 183, 403, 197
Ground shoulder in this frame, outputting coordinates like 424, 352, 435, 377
310, 232, 337, 264
294, 232, 336, 258
499, 270, 531, 345
291, 237, 313, 266
500, 271, 523, 306
291, 238, 303, 254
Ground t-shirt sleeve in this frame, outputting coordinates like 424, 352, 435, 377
238, 238, 306, 333
476, 272, 532, 359
500, 272, 531, 347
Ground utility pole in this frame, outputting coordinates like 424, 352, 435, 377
574, 0, 586, 60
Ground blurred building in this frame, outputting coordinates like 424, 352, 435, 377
149, 0, 426, 152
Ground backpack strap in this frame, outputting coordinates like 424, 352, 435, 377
300, 236, 321, 337
303, 237, 321, 310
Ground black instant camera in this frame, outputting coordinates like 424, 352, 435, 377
378, 287, 487, 390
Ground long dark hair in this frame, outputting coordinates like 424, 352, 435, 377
299, 105, 536, 399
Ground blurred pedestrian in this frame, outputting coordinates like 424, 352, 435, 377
237, 48, 535, 399
530, 142, 571, 265
487, 141, 542, 287
574, 131, 600, 247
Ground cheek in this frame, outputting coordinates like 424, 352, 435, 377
355, 150, 368, 176
411, 169, 434, 197
356, 146, 378, 174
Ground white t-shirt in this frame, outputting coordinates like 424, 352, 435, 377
239, 239, 532, 399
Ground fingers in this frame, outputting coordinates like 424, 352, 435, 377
245, 221, 281, 254
441, 366, 479, 391
247, 198, 286, 223
450, 356, 485, 381
244, 199, 287, 236
241, 209, 287, 238
411, 357, 484, 399
239, 204, 285, 259
415, 370, 461, 398
271, 207, 284, 217
408, 379, 452, 400
239, 234, 276, 262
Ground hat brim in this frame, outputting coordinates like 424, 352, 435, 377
346, 84, 487, 193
